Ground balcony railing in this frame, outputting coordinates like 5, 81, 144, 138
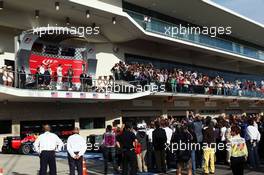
0, 71, 264, 99
126, 10, 264, 61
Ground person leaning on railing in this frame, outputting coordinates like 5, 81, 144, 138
7, 66, 14, 87
0, 66, 5, 85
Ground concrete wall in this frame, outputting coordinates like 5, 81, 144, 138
0, 26, 19, 67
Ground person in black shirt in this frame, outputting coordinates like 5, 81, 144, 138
152, 120, 167, 173
44, 67, 51, 87
117, 123, 137, 175
67, 65, 74, 89
80, 71, 87, 91
19, 66, 26, 88
171, 125, 193, 175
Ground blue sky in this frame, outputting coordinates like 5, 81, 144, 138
212, 0, 264, 25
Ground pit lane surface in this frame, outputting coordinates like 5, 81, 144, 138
0, 152, 264, 175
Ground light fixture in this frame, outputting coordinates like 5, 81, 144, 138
86, 10, 90, 18
112, 17, 116, 24
35, 10, 39, 19
66, 17, 70, 25
0, 1, 3, 10
55, 2, 60, 11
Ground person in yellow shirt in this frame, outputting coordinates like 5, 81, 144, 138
229, 125, 248, 175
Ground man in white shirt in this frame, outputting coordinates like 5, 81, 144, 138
146, 122, 155, 171
245, 118, 261, 168
39, 64, 45, 75
162, 120, 173, 169
33, 124, 64, 175
56, 64, 63, 89
67, 127, 87, 175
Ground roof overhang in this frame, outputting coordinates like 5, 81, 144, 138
123, 0, 264, 47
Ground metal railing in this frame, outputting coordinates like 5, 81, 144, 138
126, 10, 264, 61
0, 70, 264, 98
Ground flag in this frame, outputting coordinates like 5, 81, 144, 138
105, 93, 110, 99
93, 93, 98, 99
51, 92, 58, 98
66, 92, 72, 98
80, 92, 86, 98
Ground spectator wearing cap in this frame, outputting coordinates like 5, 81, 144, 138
136, 123, 148, 172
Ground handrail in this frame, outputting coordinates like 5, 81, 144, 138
125, 10, 264, 61
0, 70, 264, 98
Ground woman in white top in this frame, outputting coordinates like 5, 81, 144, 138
56, 64, 63, 90
7, 66, 14, 87
56, 64, 62, 83
2, 66, 8, 86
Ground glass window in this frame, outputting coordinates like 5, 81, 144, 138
80, 118, 105, 129
0, 120, 12, 134
44, 45, 59, 55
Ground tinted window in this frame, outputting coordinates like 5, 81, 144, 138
80, 118, 105, 129
0, 120, 12, 134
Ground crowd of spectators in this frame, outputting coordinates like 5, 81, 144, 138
111, 61, 264, 97
102, 112, 264, 175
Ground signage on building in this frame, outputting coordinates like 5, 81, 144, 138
229, 102, 239, 108
132, 100, 152, 107
174, 101, 190, 107
204, 101, 217, 107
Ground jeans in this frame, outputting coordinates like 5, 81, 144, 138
103, 147, 117, 174
191, 150, 196, 175
247, 141, 260, 168
122, 150, 137, 175
154, 150, 166, 173
195, 143, 203, 168
147, 142, 155, 172
171, 84, 177, 93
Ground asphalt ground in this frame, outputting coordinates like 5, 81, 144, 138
0, 152, 264, 175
